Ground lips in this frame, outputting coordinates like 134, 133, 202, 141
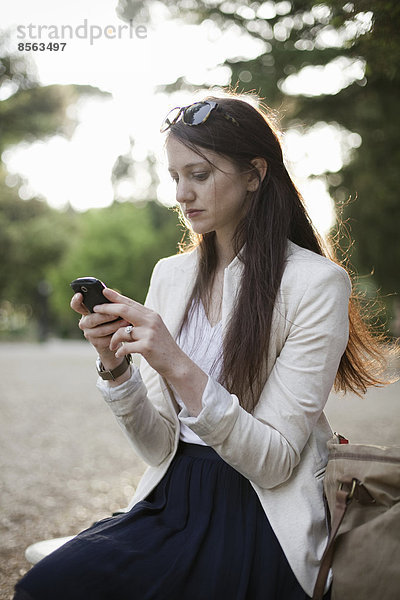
185, 209, 204, 218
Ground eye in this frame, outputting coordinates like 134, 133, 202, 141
193, 172, 209, 181
170, 174, 179, 184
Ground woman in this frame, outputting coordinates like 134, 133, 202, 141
14, 95, 391, 600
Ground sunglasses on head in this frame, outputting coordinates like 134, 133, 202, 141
160, 100, 239, 133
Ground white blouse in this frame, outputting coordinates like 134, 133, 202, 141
174, 299, 223, 445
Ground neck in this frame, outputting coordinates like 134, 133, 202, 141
214, 230, 236, 270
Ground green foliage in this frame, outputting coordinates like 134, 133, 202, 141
118, 0, 400, 328
0, 30, 108, 155
47, 200, 183, 337
0, 179, 77, 327
0, 29, 182, 339
0, 31, 112, 337
2, 3, 399, 338
0, 83, 107, 153
0, 179, 183, 339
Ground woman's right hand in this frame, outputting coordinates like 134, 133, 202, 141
70, 292, 130, 369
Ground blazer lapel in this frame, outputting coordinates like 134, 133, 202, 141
161, 250, 199, 340
158, 248, 244, 413
157, 250, 199, 413
164, 249, 245, 338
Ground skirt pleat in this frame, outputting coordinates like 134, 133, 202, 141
15, 442, 312, 600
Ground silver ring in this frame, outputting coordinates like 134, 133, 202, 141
125, 325, 134, 336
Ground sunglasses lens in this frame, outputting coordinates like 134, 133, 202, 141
160, 107, 182, 132
183, 102, 213, 126
160, 100, 228, 132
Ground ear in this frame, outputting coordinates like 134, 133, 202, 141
246, 157, 268, 192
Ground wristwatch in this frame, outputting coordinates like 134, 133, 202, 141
96, 354, 132, 381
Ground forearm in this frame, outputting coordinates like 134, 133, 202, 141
102, 342, 208, 409
164, 351, 208, 417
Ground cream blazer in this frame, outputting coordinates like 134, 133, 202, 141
97, 239, 351, 596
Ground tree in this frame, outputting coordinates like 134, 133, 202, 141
0, 30, 107, 155
0, 29, 110, 337
47, 200, 182, 337
0, 191, 77, 334
117, 0, 400, 332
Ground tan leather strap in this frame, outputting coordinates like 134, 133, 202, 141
312, 487, 352, 600
96, 354, 132, 380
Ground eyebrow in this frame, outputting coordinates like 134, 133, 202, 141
168, 161, 208, 172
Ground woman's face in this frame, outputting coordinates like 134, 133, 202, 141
166, 136, 251, 240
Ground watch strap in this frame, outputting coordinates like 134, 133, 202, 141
96, 354, 132, 381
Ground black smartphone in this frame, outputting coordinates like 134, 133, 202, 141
70, 277, 112, 313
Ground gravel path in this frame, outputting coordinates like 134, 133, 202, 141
0, 341, 146, 599
1, 340, 399, 599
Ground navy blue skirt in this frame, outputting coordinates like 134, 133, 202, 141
15, 442, 317, 600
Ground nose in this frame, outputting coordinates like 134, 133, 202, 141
176, 178, 195, 205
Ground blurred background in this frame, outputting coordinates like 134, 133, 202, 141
1, 0, 399, 340
1, 1, 399, 598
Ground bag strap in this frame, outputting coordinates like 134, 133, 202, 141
312, 481, 356, 600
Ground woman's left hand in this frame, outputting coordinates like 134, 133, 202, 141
93, 287, 186, 381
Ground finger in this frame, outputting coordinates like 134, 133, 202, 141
113, 324, 149, 357
92, 302, 143, 325
114, 340, 140, 359
109, 324, 138, 351
79, 311, 117, 330
70, 293, 90, 316
102, 288, 146, 313
79, 311, 130, 333
88, 319, 131, 339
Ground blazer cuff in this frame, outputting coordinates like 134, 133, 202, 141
96, 364, 144, 413
178, 375, 237, 442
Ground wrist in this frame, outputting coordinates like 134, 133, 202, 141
96, 354, 132, 382
163, 351, 192, 387
165, 354, 208, 417
97, 350, 124, 372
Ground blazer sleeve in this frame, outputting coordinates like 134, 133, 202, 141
96, 259, 177, 467
179, 264, 352, 489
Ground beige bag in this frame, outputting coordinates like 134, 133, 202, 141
312, 435, 400, 600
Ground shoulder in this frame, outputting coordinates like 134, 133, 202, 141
151, 248, 198, 278
282, 240, 352, 298
155, 248, 198, 269
144, 249, 198, 310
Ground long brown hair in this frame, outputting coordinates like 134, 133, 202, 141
166, 93, 398, 412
